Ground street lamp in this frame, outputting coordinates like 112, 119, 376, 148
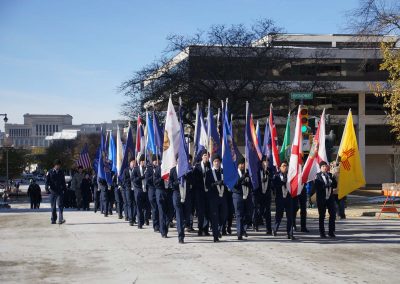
1, 113, 10, 204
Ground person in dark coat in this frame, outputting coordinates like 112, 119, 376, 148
272, 161, 294, 240
80, 173, 92, 211
133, 154, 147, 229
205, 154, 228, 242
122, 157, 137, 226
168, 159, 187, 244
192, 150, 211, 236
254, 156, 273, 234
45, 159, 67, 224
145, 156, 160, 232
314, 161, 338, 238
113, 172, 124, 219
91, 172, 100, 213
27, 179, 42, 209
232, 157, 254, 240
153, 155, 169, 238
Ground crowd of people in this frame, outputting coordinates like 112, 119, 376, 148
44, 151, 346, 243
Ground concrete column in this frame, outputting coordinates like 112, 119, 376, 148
358, 92, 366, 177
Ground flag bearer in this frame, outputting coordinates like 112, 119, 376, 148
205, 154, 228, 243
272, 161, 295, 240
232, 157, 253, 240
314, 161, 337, 238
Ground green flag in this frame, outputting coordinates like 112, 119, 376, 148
279, 114, 291, 162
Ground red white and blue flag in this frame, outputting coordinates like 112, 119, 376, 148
76, 143, 91, 169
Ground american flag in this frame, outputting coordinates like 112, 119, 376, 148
76, 144, 91, 169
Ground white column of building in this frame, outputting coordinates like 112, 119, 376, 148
358, 92, 366, 176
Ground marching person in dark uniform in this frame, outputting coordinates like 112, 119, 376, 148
232, 158, 254, 240
80, 173, 92, 211
27, 179, 42, 209
272, 161, 294, 240
222, 180, 234, 236
113, 172, 124, 219
153, 155, 169, 238
71, 166, 84, 210
292, 184, 309, 233
183, 155, 195, 232
122, 157, 137, 226
107, 171, 115, 216
168, 158, 186, 244
192, 150, 210, 236
145, 155, 160, 232
254, 156, 273, 234
314, 161, 337, 238
91, 171, 100, 213
45, 159, 67, 224
99, 176, 110, 217
133, 154, 147, 229
205, 154, 228, 242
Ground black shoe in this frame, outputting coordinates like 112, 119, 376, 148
273, 230, 277, 237
154, 228, 160, 232
138, 225, 143, 229
227, 227, 232, 235
290, 235, 296, 240
222, 231, 227, 236
320, 233, 327, 238
301, 228, 310, 233
109, 212, 113, 215
77, 208, 80, 211
119, 216, 123, 219
58, 220, 65, 225
51, 221, 56, 224
243, 231, 248, 238
204, 231, 210, 236
162, 235, 168, 238
198, 230, 203, 236
328, 232, 336, 238
293, 225, 298, 232
145, 220, 150, 226
266, 230, 272, 235
125, 217, 129, 221
129, 222, 134, 226
179, 239, 184, 244
104, 214, 108, 217
213, 237, 219, 242
219, 232, 222, 238
238, 236, 243, 240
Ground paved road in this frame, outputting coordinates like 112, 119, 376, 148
0, 200, 399, 284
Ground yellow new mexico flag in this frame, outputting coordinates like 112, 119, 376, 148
337, 110, 366, 199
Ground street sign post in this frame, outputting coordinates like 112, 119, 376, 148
290, 92, 314, 100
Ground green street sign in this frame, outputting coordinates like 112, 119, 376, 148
290, 92, 314, 100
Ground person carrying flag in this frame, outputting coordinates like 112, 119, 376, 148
232, 157, 254, 240
192, 149, 211, 236
168, 155, 187, 244
255, 155, 273, 235
152, 154, 169, 238
205, 154, 228, 242
272, 161, 295, 240
133, 154, 148, 229
314, 161, 338, 238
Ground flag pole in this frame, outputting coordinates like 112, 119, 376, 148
335, 108, 351, 163
245, 101, 249, 172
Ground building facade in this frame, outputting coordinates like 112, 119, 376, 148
3, 114, 128, 148
145, 33, 400, 185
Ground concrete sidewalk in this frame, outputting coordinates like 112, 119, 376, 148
1, 199, 399, 284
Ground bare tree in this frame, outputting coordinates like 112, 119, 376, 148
120, 19, 339, 126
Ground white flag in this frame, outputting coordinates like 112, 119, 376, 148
302, 109, 328, 183
116, 126, 124, 176
161, 97, 181, 179
287, 106, 303, 197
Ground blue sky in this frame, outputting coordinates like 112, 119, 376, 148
0, 0, 359, 131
